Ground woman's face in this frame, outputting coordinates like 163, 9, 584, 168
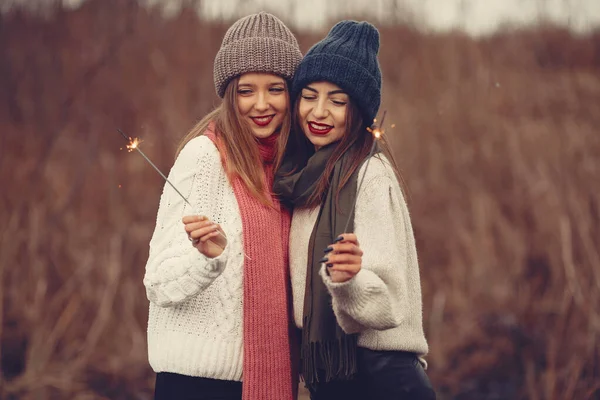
298, 81, 349, 149
236, 72, 288, 139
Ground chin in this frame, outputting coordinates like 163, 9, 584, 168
307, 135, 331, 148
251, 126, 279, 139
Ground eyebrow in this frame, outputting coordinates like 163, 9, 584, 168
303, 86, 347, 96
238, 81, 285, 87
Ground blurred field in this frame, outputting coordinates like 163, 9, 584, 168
1, 1, 599, 399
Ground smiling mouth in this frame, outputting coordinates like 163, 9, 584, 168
250, 115, 275, 127
308, 121, 333, 135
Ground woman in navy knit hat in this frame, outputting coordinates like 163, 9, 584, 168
274, 21, 436, 400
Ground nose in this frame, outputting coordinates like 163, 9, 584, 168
254, 92, 269, 113
312, 98, 328, 119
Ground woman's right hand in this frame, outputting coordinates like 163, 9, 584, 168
183, 215, 227, 258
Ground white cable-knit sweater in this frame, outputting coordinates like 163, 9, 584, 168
144, 135, 246, 381
289, 155, 429, 357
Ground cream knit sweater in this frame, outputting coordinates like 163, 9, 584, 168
143, 135, 246, 381
289, 155, 429, 356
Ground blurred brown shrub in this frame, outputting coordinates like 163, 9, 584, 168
0, 1, 599, 399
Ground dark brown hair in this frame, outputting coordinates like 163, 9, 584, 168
177, 76, 291, 206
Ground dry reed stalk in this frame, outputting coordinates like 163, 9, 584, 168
76, 238, 122, 367
0, 213, 21, 395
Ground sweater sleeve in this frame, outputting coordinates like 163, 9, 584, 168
320, 162, 410, 333
143, 137, 234, 307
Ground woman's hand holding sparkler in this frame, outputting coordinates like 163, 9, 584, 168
183, 215, 227, 258
321, 233, 363, 283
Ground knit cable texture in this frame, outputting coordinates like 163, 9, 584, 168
144, 135, 245, 381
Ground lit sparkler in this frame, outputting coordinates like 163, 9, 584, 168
342, 110, 390, 234
118, 129, 192, 207
117, 129, 234, 254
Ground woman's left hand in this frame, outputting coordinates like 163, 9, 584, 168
321, 233, 363, 283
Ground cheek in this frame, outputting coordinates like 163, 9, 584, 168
272, 95, 288, 113
236, 97, 251, 116
335, 108, 347, 125
333, 109, 347, 138
298, 102, 310, 122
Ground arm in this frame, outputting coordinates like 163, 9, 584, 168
320, 171, 410, 333
143, 137, 234, 307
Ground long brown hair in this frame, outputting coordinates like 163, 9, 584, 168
286, 94, 404, 209
176, 76, 292, 206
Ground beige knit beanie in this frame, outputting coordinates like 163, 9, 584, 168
213, 12, 302, 98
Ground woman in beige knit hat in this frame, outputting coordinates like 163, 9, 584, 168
142, 12, 302, 400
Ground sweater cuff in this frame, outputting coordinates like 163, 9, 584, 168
186, 221, 238, 277
144, 235, 234, 303
189, 238, 230, 271
319, 265, 383, 304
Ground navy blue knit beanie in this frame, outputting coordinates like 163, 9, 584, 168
292, 20, 382, 124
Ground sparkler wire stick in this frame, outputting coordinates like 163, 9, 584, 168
117, 129, 241, 256
117, 129, 192, 207
342, 110, 387, 235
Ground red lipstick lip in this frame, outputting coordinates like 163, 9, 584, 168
250, 114, 275, 127
308, 121, 333, 135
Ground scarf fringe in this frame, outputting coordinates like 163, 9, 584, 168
301, 316, 358, 390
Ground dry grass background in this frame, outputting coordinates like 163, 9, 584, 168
1, 0, 599, 399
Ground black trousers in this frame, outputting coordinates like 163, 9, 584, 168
154, 372, 242, 400
308, 349, 436, 400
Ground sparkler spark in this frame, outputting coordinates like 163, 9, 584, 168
126, 137, 142, 152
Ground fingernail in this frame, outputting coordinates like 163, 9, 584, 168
334, 236, 343, 243
324, 246, 333, 253
326, 263, 333, 268
318, 257, 329, 263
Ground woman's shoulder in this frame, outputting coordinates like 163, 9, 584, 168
358, 153, 397, 184
177, 135, 221, 164
355, 154, 410, 216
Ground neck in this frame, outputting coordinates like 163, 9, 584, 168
258, 132, 279, 164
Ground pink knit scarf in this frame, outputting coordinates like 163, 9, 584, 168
205, 125, 297, 400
